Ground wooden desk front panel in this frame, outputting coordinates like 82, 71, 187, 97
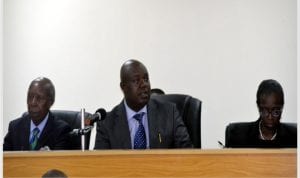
4, 149, 296, 177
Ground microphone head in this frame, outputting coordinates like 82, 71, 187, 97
88, 108, 107, 125
95, 108, 106, 119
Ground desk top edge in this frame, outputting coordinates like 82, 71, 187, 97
3, 148, 297, 158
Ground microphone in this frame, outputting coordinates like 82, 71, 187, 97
90, 108, 107, 125
69, 126, 93, 136
69, 108, 107, 137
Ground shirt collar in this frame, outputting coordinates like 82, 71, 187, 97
30, 112, 49, 133
124, 100, 147, 119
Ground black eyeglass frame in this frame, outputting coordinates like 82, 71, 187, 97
259, 107, 283, 118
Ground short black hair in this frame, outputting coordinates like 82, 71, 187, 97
256, 79, 284, 105
29, 77, 55, 104
120, 59, 147, 83
42, 169, 67, 178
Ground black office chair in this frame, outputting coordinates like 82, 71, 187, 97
151, 94, 202, 148
22, 110, 92, 150
225, 121, 297, 148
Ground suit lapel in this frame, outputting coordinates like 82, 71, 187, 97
36, 113, 54, 149
114, 102, 132, 149
147, 99, 160, 148
21, 116, 31, 150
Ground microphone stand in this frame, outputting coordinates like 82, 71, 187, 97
81, 108, 85, 151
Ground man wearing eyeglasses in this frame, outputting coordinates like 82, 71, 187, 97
225, 79, 297, 148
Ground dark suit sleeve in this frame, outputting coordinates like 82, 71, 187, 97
3, 122, 14, 151
173, 106, 193, 148
94, 120, 111, 149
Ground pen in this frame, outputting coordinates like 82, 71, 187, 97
158, 133, 162, 143
218, 141, 225, 148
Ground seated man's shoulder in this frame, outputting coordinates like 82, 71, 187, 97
99, 106, 118, 125
8, 116, 30, 127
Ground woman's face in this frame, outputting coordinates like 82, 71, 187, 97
257, 93, 283, 130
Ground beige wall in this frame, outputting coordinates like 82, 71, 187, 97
3, 0, 297, 148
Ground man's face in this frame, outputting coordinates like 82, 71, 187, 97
27, 82, 52, 125
258, 93, 283, 130
121, 64, 151, 111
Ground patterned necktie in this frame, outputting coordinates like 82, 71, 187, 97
30, 127, 40, 150
133, 113, 146, 149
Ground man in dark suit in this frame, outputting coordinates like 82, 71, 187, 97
95, 59, 192, 149
3, 77, 71, 151
225, 79, 297, 148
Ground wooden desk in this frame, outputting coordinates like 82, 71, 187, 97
4, 149, 296, 177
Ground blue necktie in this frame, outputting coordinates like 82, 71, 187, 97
133, 113, 146, 149
30, 127, 40, 150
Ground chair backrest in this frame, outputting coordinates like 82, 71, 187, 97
151, 94, 202, 148
284, 122, 297, 129
225, 122, 297, 148
225, 122, 246, 148
22, 110, 92, 150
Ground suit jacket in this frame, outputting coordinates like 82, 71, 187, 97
3, 112, 72, 151
94, 98, 192, 149
225, 119, 297, 148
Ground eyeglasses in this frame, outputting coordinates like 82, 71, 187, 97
259, 108, 282, 118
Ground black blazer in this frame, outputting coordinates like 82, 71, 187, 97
94, 98, 192, 149
3, 112, 71, 151
225, 119, 297, 148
